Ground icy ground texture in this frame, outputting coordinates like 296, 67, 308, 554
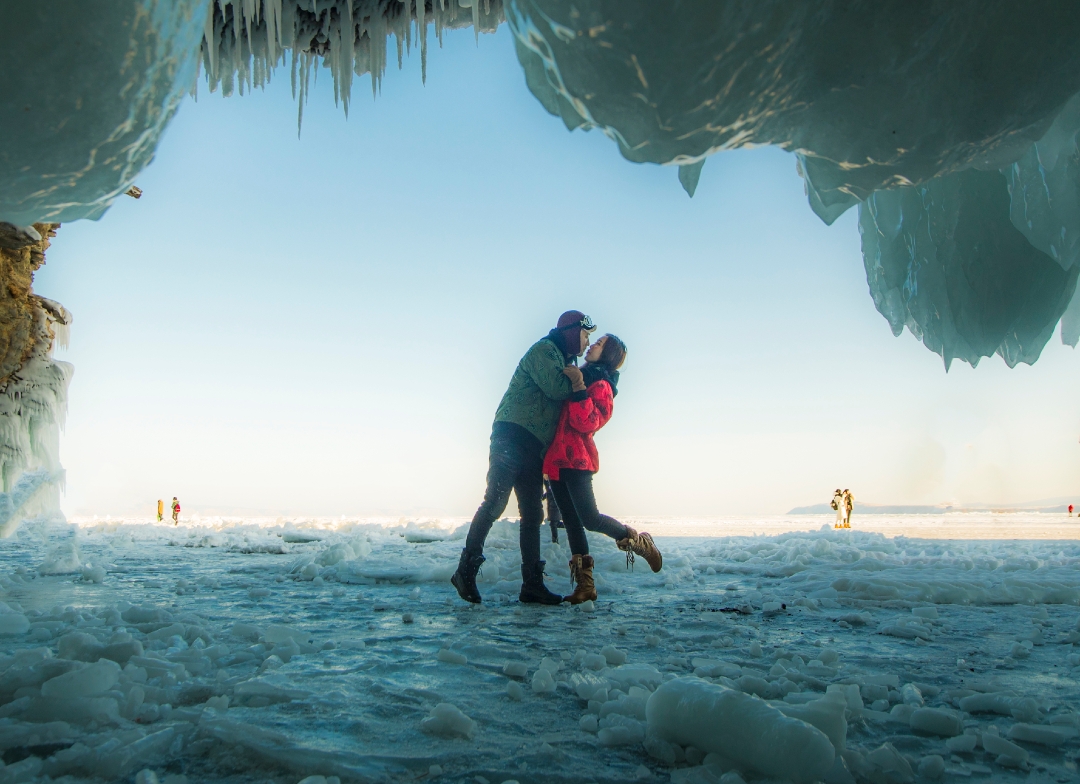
1, 516, 1080, 783
509, 1, 1080, 366
0, 1, 209, 226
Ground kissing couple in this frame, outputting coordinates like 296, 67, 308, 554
451, 311, 662, 606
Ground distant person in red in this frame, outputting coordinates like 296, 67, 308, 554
1070, 504, 1075, 517
171, 497, 180, 525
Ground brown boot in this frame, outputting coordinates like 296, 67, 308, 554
565, 555, 597, 604
616, 526, 663, 573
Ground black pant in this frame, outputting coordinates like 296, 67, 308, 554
549, 469, 628, 556
464, 422, 545, 564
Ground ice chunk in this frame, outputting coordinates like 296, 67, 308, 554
608, 664, 664, 690
41, 659, 120, 698
866, 743, 914, 782
582, 653, 607, 671
598, 721, 645, 746
917, 755, 945, 780
420, 703, 476, 739
945, 733, 978, 753
506, 680, 525, 701
234, 679, 309, 705
646, 678, 834, 783
1007, 723, 1077, 746
0, 612, 30, 635
531, 669, 556, 694
908, 708, 963, 737
774, 693, 848, 753
264, 624, 313, 645
826, 683, 863, 718
122, 605, 172, 624
538, 656, 561, 673
601, 645, 627, 665
958, 692, 1016, 716
39, 541, 82, 574
981, 732, 1027, 762
80, 563, 107, 583
437, 649, 468, 666
231, 623, 263, 641
570, 672, 609, 700
503, 661, 528, 678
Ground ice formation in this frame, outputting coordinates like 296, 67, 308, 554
0, 1, 208, 226
199, 0, 504, 131
5, 1, 1080, 367
505, 1, 1080, 367
0, 514, 1075, 782
0, 225, 72, 536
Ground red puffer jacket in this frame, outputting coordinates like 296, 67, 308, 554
542, 379, 614, 481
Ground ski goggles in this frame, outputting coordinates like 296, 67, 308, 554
560, 315, 597, 332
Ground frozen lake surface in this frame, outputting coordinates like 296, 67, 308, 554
1, 513, 1079, 784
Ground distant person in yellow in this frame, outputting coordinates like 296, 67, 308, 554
831, 489, 844, 528
171, 497, 180, 525
156, 499, 163, 522
842, 489, 854, 528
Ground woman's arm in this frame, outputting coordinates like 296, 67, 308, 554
566, 381, 613, 434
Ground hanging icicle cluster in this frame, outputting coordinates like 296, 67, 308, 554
200, 0, 504, 131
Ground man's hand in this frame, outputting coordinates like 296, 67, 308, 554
563, 365, 586, 392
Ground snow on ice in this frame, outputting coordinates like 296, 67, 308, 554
0, 514, 1077, 782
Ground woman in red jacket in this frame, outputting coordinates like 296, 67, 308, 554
544, 334, 662, 604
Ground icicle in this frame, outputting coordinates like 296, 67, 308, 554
204, 1, 219, 79
199, 0, 505, 121
417, 0, 427, 83
343, 0, 354, 116
243, 0, 257, 47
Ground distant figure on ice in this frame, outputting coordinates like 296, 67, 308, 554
1070, 504, 1074, 517
842, 489, 854, 528
451, 311, 596, 605
544, 334, 662, 604
543, 478, 564, 543
171, 497, 180, 525
831, 489, 844, 528
156, 499, 163, 522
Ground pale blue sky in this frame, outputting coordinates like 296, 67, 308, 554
37, 25, 1080, 517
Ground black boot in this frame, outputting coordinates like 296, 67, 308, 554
518, 560, 562, 605
451, 549, 485, 604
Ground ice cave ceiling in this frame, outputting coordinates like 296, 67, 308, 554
3, 0, 1080, 369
